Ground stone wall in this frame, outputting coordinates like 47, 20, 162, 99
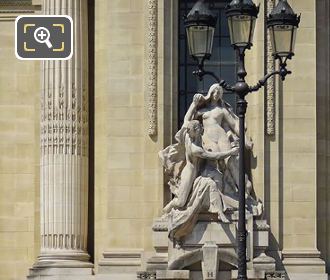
0, 20, 40, 280
94, 0, 169, 272
246, 0, 326, 277
316, 0, 330, 273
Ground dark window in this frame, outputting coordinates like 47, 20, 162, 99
178, 0, 237, 128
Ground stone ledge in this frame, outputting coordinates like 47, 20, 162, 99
282, 249, 323, 259
27, 276, 93, 280
231, 269, 265, 279
286, 273, 328, 280
97, 249, 143, 274
29, 267, 93, 276
156, 270, 190, 280
282, 249, 326, 274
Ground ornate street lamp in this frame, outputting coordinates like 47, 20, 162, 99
267, 0, 300, 61
184, 0, 219, 81
185, 0, 217, 60
184, 1, 300, 280
226, 0, 259, 49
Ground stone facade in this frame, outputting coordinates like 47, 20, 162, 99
0, 0, 329, 280
0, 2, 41, 279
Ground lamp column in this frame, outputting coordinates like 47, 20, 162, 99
235, 46, 249, 280
237, 96, 247, 280
30, 0, 92, 275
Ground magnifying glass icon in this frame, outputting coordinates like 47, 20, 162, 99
34, 27, 53, 49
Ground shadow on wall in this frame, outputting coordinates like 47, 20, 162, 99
316, 0, 330, 274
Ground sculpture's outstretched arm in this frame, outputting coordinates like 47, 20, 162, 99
191, 144, 238, 160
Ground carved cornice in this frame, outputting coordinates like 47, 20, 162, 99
254, 220, 270, 231
99, 250, 143, 267
152, 218, 169, 232
265, 271, 286, 280
147, 0, 158, 137
266, 0, 276, 136
137, 271, 157, 279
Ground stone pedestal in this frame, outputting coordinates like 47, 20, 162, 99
27, 267, 93, 280
145, 215, 276, 280
96, 249, 143, 280
282, 250, 327, 280
156, 270, 190, 280
27, 0, 92, 278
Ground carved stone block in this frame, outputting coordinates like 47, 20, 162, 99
201, 242, 219, 280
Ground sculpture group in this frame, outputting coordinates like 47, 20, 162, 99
159, 83, 263, 240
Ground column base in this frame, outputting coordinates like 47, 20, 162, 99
282, 250, 327, 280
27, 251, 94, 280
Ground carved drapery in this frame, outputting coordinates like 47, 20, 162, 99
266, 0, 276, 136
147, 0, 158, 137
38, 0, 90, 264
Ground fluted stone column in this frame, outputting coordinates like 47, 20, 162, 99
32, 0, 92, 273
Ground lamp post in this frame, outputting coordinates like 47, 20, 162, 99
184, 1, 300, 280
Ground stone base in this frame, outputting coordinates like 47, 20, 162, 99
27, 266, 93, 280
156, 270, 190, 280
156, 270, 264, 280
96, 249, 143, 280
148, 217, 277, 280
190, 271, 230, 280
96, 273, 139, 280
147, 254, 169, 271
282, 250, 326, 272
231, 269, 266, 279
282, 250, 327, 280
285, 273, 328, 280
253, 253, 276, 272
27, 252, 94, 280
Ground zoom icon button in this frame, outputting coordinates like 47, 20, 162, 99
34, 27, 53, 48
15, 15, 73, 60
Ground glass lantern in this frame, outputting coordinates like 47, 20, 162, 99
225, 0, 259, 49
184, 0, 217, 61
267, 0, 300, 60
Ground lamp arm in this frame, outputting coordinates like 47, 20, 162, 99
220, 79, 235, 92
192, 61, 235, 92
249, 71, 280, 92
193, 69, 221, 83
249, 63, 292, 93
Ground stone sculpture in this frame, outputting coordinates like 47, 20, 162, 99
159, 83, 263, 240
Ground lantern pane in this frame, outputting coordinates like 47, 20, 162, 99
270, 25, 297, 57
291, 26, 297, 53
228, 15, 256, 47
186, 26, 215, 58
249, 17, 256, 44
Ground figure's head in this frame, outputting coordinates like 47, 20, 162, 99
187, 120, 203, 139
207, 83, 223, 103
